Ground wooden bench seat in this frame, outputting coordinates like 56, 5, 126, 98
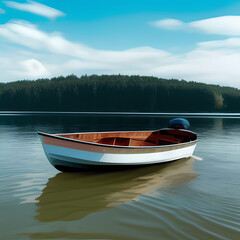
97, 134, 184, 147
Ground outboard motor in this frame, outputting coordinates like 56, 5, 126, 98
168, 118, 190, 130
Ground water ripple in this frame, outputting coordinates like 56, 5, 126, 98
116, 192, 240, 240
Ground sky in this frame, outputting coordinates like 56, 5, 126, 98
1, 0, 240, 88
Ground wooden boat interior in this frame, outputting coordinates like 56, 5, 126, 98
58, 129, 197, 147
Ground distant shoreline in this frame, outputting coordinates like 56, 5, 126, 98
1, 111, 240, 117
1, 75, 240, 113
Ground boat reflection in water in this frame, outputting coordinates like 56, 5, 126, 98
35, 157, 198, 222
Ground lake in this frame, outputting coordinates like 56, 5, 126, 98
0, 113, 240, 240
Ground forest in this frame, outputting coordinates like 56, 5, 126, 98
0, 74, 240, 112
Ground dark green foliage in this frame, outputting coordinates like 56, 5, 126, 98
0, 75, 239, 112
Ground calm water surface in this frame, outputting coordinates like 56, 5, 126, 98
0, 113, 240, 240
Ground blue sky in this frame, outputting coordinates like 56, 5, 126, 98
1, 0, 240, 88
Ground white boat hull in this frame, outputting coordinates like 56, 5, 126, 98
39, 134, 197, 170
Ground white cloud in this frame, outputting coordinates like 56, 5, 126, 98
0, 8, 6, 14
21, 58, 49, 78
3, 0, 65, 19
1, 21, 240, 88
198, 38, 240, 49
151, 16, 240, 36
0, 50, 51, 81
0, 20, 94, 59
0, 21, 170, 62
152, 48, 240, 88
190, 16, 240, 35
150, 18, 185, 30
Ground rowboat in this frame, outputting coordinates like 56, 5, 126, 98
38, 119, 198, 171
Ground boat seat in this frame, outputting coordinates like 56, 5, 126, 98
130, 139, 158, 146
98, 137, 158, 147
98, 137, 131, 146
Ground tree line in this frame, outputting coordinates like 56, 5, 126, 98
0, 74, 240, 112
